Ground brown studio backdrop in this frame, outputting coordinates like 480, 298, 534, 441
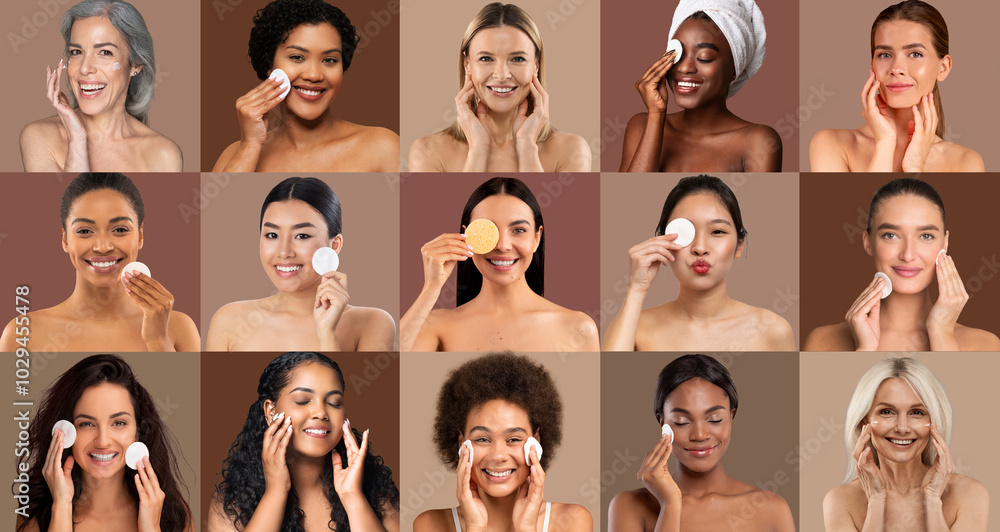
4, 352, 201, 529
1, 0, 202, 171
799, 352, 1000, 531
398, 351, 601, 531
600, 352, 800, 531
399, 0, 601, 171
198, 173, 400, 349
799, 174, 1000, 349
199, 0, 401, 171
0, 173, 202, 349
599, 173, 800, 345
799, 0, 1000, 170
199, 351, 400, 531
399, 173, 600, 331
600, 0, 800, 172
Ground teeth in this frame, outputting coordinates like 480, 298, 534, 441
80, 84, 106, 91
485, 469, 513, 477
276, 265, 302, 272
889, 438, 915, 445
489, 259, 515, 267
304, 429, 329, 435
295, 88, 322, 96
677, 81, 701, 88
490, 86, 515, 93
90, 260, 119, 268
89, 452, 116, 461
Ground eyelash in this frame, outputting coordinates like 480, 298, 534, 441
75, 227, 129, 235
293, 400, 342, 408
289, 54, 340, 64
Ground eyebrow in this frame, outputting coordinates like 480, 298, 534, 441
709, 219, 733, 226
69, 42, 120, 49
71, 216, 133, 225
509, 220, 531, 227
874, 43, 927, 52
669, 405, 727, 415
874, 401, 926, 409
285, 44, 341, 55
695, 42, 720, 52
468, 426, 529, 435
876, 223, 941, 232
262, 222, 317, 230
289, 387, 344, 397
74, 412, 132, 421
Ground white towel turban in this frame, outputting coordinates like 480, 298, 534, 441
668, 0, 766, 98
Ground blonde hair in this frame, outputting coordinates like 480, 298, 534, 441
447, 3, 553, 143
842, 357, 952, 484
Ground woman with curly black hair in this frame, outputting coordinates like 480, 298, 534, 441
413, 352, 592, 531
15, 354, 193, 532
212, 0, 399, 172
209, 351, 399, 532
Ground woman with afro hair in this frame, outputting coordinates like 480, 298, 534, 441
413, 352, 592, 531
212, 0, 399, 172
208, 352, 399, 531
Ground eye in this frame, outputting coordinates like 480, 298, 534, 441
323, 57, 339, 64
920, 233, 935, 241
78, 421, 94, 428
506, 437, 524, 444
877, 52, 891, 60
879, 408, 893, 416
911, 409, 926, 416
909, 51, 924, 59
511, 56, 526, 63
68, 48, 82, 56
289, 54, 304, 62
98, 49, 113, 57
295, 400, 310, 406
672, 421, 689, 426
294, 233, 312, 239
474, 437, 490, 443
113, 419, 128, 426
880, 232, 898, 240
696, 57, 714, 64
712, 229, 728, 235
264, 232, 277, 239
112, 227, 130, 234
326, 402, 342, 408
513, 227, 527, 234
76, 228, 93, 235
477, 56, 494, 62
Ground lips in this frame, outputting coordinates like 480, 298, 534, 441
886, 437, 916, 447
274, 264, 303, 278
486, 257, 518, 271
487, 85, 517, 97
483, 467, 516, 482
303, 425, 331, 438
684, 445, 717, 458
78, 81, 107, 99
885, 83, 913, 93
691, 259, 710, 275
672, 78, 703, 94
293, 85, 327, 102
85, 256, 123, 273
891, 266, 922, 278
88, 450, 119, 464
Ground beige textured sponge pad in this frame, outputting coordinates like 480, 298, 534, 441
466, 218, 499, 254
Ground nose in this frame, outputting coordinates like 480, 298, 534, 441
93, 231, 114, 253
302, 60, 322, 82
277, 235, 294, 258
492, 60, 511, 81
495, 229, 512, 252
95, 425, 113, 447
310, 402, 329, 421
690, 230, 709, 256
689, 420, 710, 441
898, 237, 916, 262
78, 51, 97, 76
889, 54, 906, 76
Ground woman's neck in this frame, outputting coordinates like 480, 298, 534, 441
674, 280, 732, 320
67, 279, 136, 319
879, 455, 930, 495
268, 283, 323, 316
886, 105, 920, 144
76, 471, 134, 512
878, 290, 934, 334
288, 452, 329, 494
472, 276, 539, 311
673, 99, 735, 132
80, 105, 132, 141
476, 487, 524, 529
673, 460, 730, 498
485, 107, 518, 144
273, 105, 338, 149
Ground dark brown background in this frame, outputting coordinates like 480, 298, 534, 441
600, 0, 800, 172
198, 173, 400, 349
399, 173, 601, 336
0, 173, 202, 348
1, 0, 202, 171
199, 0, 401, 170
199, 351, 400, 531
799, 174, 1000, 348
600, 352, 799, 530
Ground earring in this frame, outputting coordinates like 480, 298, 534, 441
131, 72, 137, 77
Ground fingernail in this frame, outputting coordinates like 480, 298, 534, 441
287, 425, 292, 433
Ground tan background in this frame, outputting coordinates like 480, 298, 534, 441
198, 173, 400, 349
600, 0, 800, 172
200, 351, 400, 531
399, 173, 600, 333
199, 0, 401, 170
5, 352, 201, 529
799, 174, 1000, 349
399, 0, 601, 171
599, 173, 800, 346
0, 173, 202, 349
399, 351, 601, 531
799, 352, 1000, 531
799, 0, 1000, 170
600, 352, 799, 530
1, 0, 201, 171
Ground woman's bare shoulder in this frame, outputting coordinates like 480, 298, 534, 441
413, 507, 454, 532
804, 321, 855, 351
549, 501, 593, 530
338, 121, 400, 171
207, 492, 240, 532
810, 128, 864, 172
409, 129, 460, 171
732, 301, 796, 350
936, 141, 985, 172
824, 480, 866, 529
955, 323, 1000, 351
541, 130, 592, 172
137, 128, 183, 171
345, 304, 397, 351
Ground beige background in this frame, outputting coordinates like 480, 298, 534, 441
600, 0, 800, 172
399, 351, 601, 531
1, 0, 201, 171
399, 0, 601, 171
600, 352, 799, 530
199, 173, 400, 349
799, 0, 1000, 170
5, 352, 201, 528
599, 173, 800, 346
799, 352, 1000, 531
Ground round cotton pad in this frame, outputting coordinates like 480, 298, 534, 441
666, 39, 684, 62
126, 442, 149, 470
458, 439, 473, 463
312, 247, 339, 275
268, 68, 292, 99
874, 272, 892, 299
121, 261, 150, 286
661, 423, 673, 441
663, 218, 695, 247
524, 436, 543, 465
52, 420, 76, 448
465, 219, 499, 254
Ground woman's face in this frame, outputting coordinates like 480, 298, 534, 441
66, 16, 138, 116
871, 20, 950, 110
660, 378, 733, 474
264, 362, 346, 458
665, 193, 742, 289
462, 399, 536, 498
668, 17, 735, 108
271, 22, 344, 120
864, 194, 947, 295
865, 377, 931, 465
71, 383, 138, 480
260, 199, 339, 292
464, 26, 539, 114
62, 189, 143, 289
469, 194, 542, 287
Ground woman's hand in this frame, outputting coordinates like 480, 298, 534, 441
861, 71, 895, 145
927, 254, 967, 351
455, 74, 492, 149
262, 412, 293, 494
638, 432, 682, 506
635, 51, 676, 115
314, 271, 350, 349
513, 75, 549, 144
846, 276, 885, 351
512, 446, 546, 532
456, 443, 488, 532
921, 424, 953, 500
235, 77, 286, 147
47, 60, 87, 142
332, 420, 368, 499
420, 233, 473, 290
42, 428, 75, 507
854, 424, 887, 501
627, 234, 683, 294
135, 456, 166, 532
901, 93, 938, 173
124, 272, 175, 352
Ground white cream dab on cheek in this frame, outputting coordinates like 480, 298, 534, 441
112, 62, 122, 71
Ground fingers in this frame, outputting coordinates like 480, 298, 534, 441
861, 71, 877, 111
315, 273, 350, 310
641, 52, 676, 84
846, 277, 884, 321
852, 424, 872, 462
124, 272, 173, 311
422, 234, 474, 262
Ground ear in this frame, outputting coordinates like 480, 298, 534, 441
942, 230, 949, 254
62, 228, 68, 253
734, 236, 744, 259
463, 54, 470, 77
936, 54, 952, 82
532, 428, 540, 441
131, 64, 142, 77
532, 225, 543, 253
863, 230, 873, 257
330, 234, 344, 254
137, 224, 144, 251
262, 400, 275, 422
656, 414, 663, 426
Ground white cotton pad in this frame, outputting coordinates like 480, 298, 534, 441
666, 39, 684, 63
524, 437, 543, 465
458, 439, 473, 463
663, 218, 695, 247
126, 441, 149, 469
52, 420, 76, 448
312, 247, 339, 275
936, 249, 946, 265
121, 261, 150, 286
661, 423, 673, 441
873, 272, 892, 299
268, 68, 291, 99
